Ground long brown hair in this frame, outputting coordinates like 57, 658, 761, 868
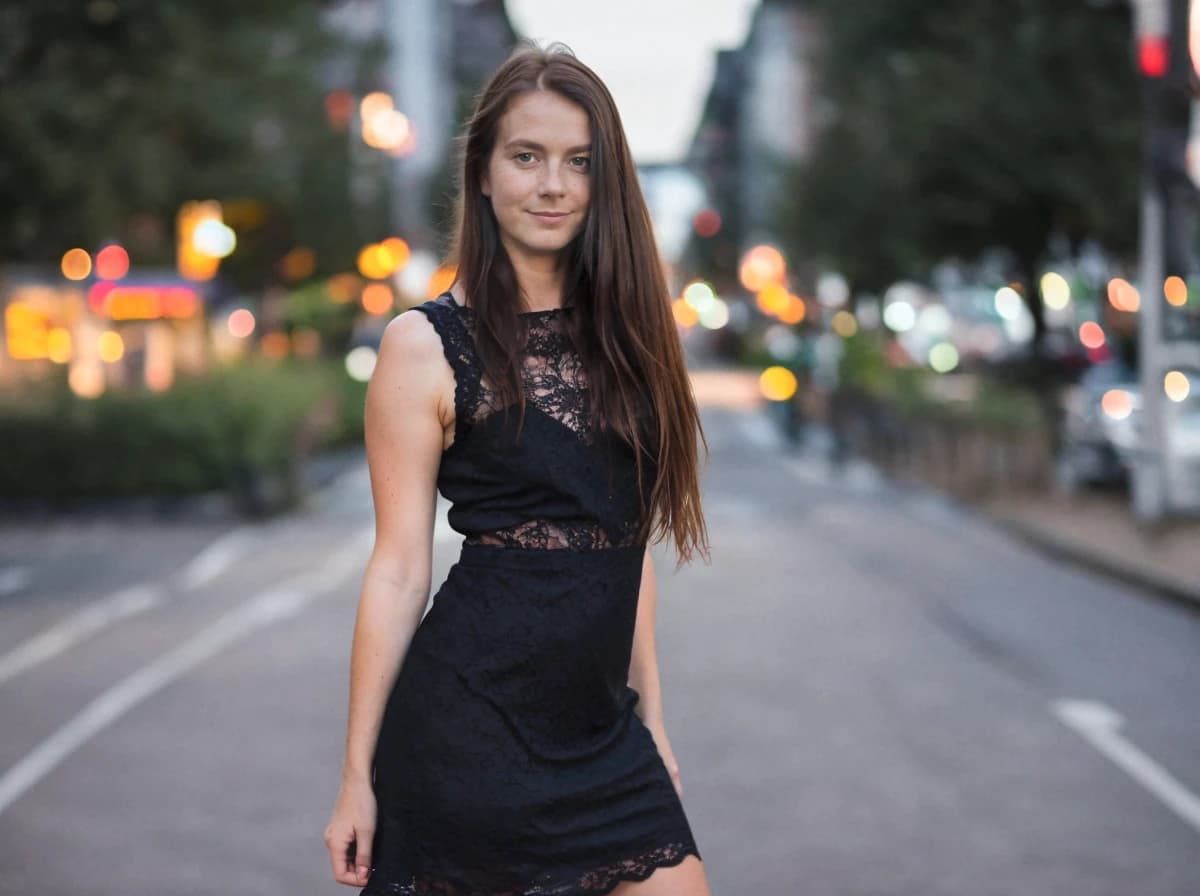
448, 41, 710, 567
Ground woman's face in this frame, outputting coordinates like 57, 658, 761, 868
482, 89, 591, 265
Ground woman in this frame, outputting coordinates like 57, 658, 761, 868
325, 42, 712, 895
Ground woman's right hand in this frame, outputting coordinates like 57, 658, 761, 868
324, 778, 377, 887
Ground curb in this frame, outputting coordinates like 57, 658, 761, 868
986, 514, 1200, 612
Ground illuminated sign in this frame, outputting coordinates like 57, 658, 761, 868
86, 282, 200, 320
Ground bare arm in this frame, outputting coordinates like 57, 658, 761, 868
629, 548, 684, 797
326, 308, 453, 886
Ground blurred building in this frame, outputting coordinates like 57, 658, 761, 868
321, 0, 518, 246
686, 0, 822, 267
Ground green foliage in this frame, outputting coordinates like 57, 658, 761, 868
0, 1, 370, 284
0, 359, 366, 511
780, 0, 1140, 299
837, 331, 1046, 431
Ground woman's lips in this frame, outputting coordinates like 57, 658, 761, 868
529, 211, 570, 224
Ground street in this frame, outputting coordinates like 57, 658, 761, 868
1, 383, 1199, 896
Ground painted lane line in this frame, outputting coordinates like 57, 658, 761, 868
0, 527, 372, 815
178, 527, 257, 591
0, 566, 32, 597
0, 585, 166, 687
0, 527, 259, 688
1053, 699, 1200, 835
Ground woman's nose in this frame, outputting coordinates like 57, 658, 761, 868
539, 165, 566, 196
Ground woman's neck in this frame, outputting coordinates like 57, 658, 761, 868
507, 247, 566, 311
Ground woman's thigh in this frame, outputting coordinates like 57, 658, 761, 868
608, 855, 712, 896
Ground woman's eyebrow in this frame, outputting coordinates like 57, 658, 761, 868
503, 139, 592, 154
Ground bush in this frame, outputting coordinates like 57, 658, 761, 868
0, 360, 367, 514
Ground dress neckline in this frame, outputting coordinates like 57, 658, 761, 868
441, 292, 574, 317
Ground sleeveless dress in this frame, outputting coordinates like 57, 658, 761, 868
362, 292, 702, 895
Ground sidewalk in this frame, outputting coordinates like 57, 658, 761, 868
693, 358, 1200, 612
975, 492, 1200, 609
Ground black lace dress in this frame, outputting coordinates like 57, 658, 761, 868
362, 292, 702, 895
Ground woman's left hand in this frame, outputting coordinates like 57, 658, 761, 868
647, 722, 683, 799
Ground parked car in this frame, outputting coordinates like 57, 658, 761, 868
1056, 360, 1141, 491
1058, 361, 1200, 503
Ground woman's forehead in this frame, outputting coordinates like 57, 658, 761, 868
497, 90, 591, 147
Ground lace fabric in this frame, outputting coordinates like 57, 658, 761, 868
424, 294, 643, 551
364, 839, 700, 895
366, 294, 701, 896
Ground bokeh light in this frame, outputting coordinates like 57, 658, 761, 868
1040, 272, 1071, 310
1102, 388, 1134, 420
994, 287, 1023, 321
1164, 276, 1189, 307
777, 294, 807, 325
362, 283, 395, 315
61, 248, 92, 281
831, 310, 858, 337
1164, 370, 1191, 402
345, 346, 378, 382
755, 284, 790, 317
95, 244, 129, 280
193, 219, 236, 258
427, 265, 457, 299
47, 328, 72, 363
883, 300, 916, 332
672, 297, 699, 328
327, 273, 361, 304
928, 342, 959, 373
739, 245, 785, 292
1108, 278, 1140, 312
228, 308, 256, 338
1079, 321, 1105, 349
381, 237, 412, 272
360, 91, 393, 121
280, 247, 316, 281
69, 364, 104, 399
692, 208, 721, 238
758, 365, 798, 401
683, 281, 716, 312
98, 330, 125, 363
261, 331, 290, 360
697, 298, 729, 330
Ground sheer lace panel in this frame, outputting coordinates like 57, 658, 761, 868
437, 297, 640, 551
365, 839, 700, 895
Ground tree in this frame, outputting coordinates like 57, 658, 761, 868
778, 0, 1142, 350
0, 0, 370, 286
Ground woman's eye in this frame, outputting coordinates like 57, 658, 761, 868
571, 156, 591, 171
515, 152, 535, 163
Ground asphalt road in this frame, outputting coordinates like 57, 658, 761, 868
1, 379, 1198, 895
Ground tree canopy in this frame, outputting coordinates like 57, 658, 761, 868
0, 0, 373, 285
779, 0, 1142, 309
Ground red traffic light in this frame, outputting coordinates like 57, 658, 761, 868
1139, 36, 1169, 78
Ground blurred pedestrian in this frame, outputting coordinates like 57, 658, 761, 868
325, 41, 714, 895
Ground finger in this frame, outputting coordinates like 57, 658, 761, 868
355, 825, 375, 883
326, 828, 355, 883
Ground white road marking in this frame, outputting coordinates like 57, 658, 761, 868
0, 585, 166, 687
0, 527, 372, 815
178, 527, 256, 591
0, 567, 32, 597
1053, 699, 1200, 834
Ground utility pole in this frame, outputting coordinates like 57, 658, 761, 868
383, 0, 452, 247
1131, 0, 1195, 520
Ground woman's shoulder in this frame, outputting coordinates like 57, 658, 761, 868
379, 303, 447, 368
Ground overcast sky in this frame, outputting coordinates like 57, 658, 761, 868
505, 0, 759, 165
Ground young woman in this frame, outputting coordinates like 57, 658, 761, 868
325, 42, 712, 895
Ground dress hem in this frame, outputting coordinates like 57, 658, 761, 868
358, 835, 702, 896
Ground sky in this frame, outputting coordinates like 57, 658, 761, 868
505, 0, 760, 165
